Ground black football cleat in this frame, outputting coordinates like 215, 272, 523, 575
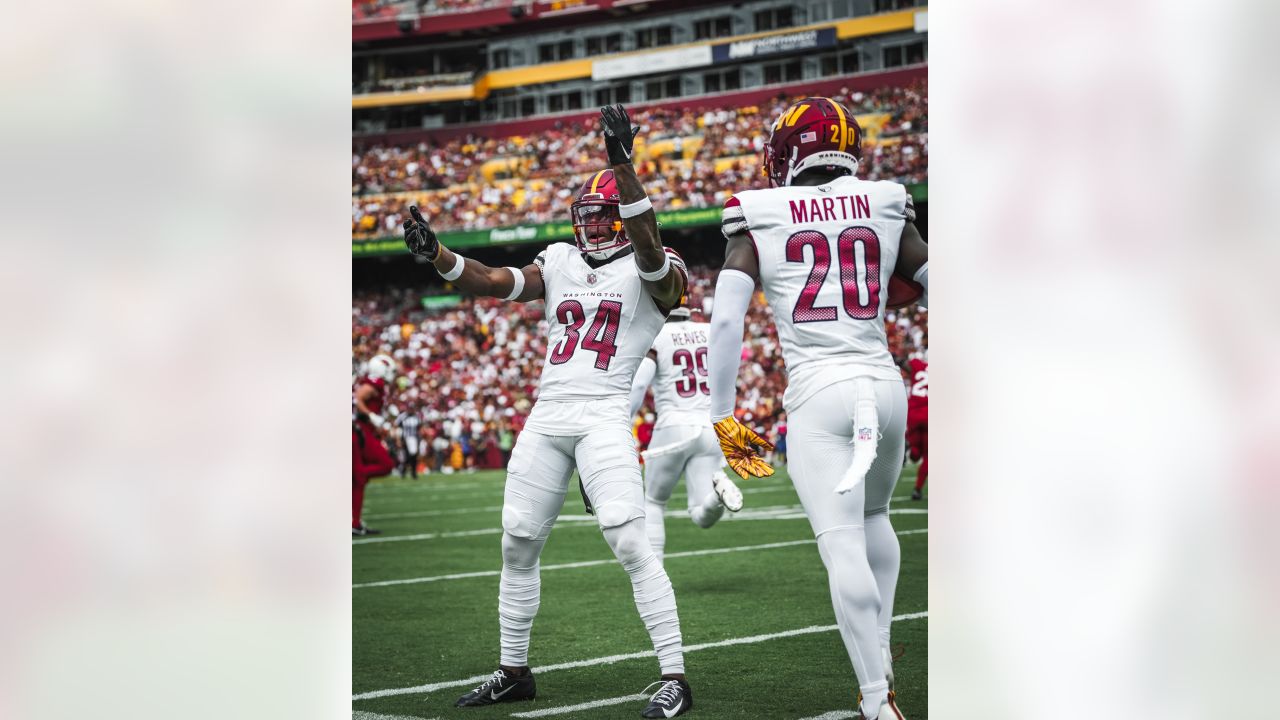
352, 523, 382, 536
454, 668, 536, 707
640, 677, 692, 718
910, 489, 922, 501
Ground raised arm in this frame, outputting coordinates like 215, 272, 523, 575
599, 105, 685, 309
403, 206, 543, 302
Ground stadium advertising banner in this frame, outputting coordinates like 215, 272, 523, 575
592, 45, 713, 81
353, 185, 925, 256
711, 27, 838, 62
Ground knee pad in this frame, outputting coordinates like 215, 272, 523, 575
603, 518, 653, 568
596, 501, 644, 530
500, 531, 542, 570
502, 504, 554, 541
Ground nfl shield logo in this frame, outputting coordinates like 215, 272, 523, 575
857, 427, 873, 441
586, 272, 598, 286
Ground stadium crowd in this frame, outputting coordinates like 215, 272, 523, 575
352, 82, 927, 237
353, 265, 927, 475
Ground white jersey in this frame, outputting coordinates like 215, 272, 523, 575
525, 242, 686, 434
648, 319, 712, 431
722, 175, 914, 411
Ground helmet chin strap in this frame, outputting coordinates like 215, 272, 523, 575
586, 243, 627, 261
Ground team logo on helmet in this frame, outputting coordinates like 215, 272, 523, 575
570, 169, 631, 260
762, 97, 863, 187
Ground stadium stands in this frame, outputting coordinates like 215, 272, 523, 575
352, 80, 927, 237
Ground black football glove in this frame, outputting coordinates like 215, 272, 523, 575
402, 206, 440, 260
600, 104, 640, 166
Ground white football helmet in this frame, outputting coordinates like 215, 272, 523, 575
366, 354, 397, 382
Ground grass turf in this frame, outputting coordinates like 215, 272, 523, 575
353, 464, 927, 719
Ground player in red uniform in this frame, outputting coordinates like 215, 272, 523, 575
353, 354, 397, 535
904, 353, 928, 500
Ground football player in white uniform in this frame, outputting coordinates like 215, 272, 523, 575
629, 302, 743, 561
706, 97, 928, 720
401, 105, 695, 719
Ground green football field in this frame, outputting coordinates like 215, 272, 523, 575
353, 463, 928, 720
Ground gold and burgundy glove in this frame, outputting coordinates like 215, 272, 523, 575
712, 416, 775, 480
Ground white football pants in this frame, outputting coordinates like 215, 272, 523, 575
497, 424, 685, 675
787, 377, 906, 715
643, 424, 729, 560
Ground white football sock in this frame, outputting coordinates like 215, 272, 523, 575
864, 509, 901, 648
689, 491, 726, 528
497, 531, 547, 667
816, 528, 887, 714
644, 498, 668, 561
604, 517, 684, 674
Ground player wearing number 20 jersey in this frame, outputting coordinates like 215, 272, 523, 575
707, 97, 927, 720
628, 308, 743, 562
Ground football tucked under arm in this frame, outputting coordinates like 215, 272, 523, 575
889, 193, 928, 309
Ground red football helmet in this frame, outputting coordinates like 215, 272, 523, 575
570, 169, 630, 258
762, 97, 863, 187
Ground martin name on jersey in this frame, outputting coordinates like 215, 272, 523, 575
525, 241, 688, 433
722, 175, 915, 411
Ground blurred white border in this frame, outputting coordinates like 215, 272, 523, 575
0, 1, 352, 718
931, 0, 1279, 717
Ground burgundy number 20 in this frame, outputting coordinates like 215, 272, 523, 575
549, 300, 623, 370
785, 226, 882, 323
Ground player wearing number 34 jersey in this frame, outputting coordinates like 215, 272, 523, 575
401, 104, 696, 719
707, 97, 928, 720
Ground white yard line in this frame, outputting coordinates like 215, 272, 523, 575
796, 711, 857, 720
355, 529, 927, 588
352, 611, 927, 701
508, 693, 649, 718
365, 505, 502, 520
351, 712, 436, 720
354, 539, 820, 589
352, 527, 505, 545
356, 505, 924, 545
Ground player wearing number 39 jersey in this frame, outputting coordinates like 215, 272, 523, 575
628, 304, 743, 562
402, 104, 695, 718
707, 97, 927, 720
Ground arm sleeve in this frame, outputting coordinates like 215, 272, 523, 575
721, 196, 748, 239
707, 269, 756, 422
628, 356, 657, 418
913, 262, 928, 309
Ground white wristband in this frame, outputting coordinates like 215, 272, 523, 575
439, 253, 465, 281
503, 267, 525, 301
636, 253, 671, 281
619, 196, 652, 218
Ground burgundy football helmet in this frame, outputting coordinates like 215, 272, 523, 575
762, 97, 863, 187
570, 169, 629, 259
